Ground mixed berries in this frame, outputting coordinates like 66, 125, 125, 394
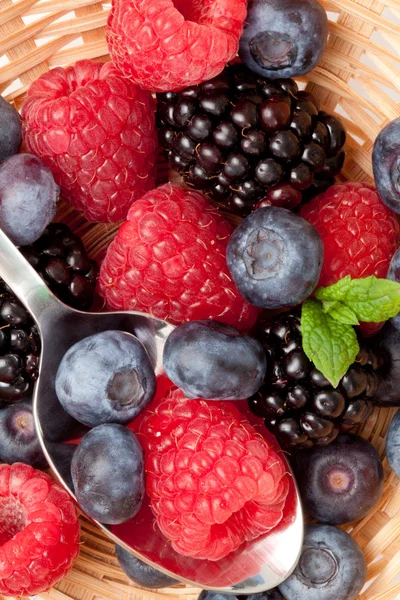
0, 0, 399, 597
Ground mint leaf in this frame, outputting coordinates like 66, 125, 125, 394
321, 300, 359, 325
316, 276, 400, 323
301, 299, 360, 388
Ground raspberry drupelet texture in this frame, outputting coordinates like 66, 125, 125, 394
98, 184, 259, 329
138, 389, 289, 561
0, 463, 80, 596
300, 182, 400, 288
22, 60, 157, 223
106, 0, 247, 92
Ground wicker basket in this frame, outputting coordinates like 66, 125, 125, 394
0, 0, 400, 599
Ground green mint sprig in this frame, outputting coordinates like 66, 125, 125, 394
301, 276, 400, 387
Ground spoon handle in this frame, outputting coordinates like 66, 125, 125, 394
0, 228, 60, 323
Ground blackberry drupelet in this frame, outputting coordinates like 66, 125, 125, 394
157, 63, 346, 216
21, 223, 97, 311
249, 310, 380, 449
0, 223, 97, 403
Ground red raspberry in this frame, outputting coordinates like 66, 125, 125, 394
300, 182, 399, 288
137, 388, 290, 561
98, 184, 259, 329
22, 60, 157, 223
106, 0, 247, 92
0, 463, 80, 596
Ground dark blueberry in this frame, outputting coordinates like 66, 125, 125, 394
302, 142, 326, 172
340, 398, 372, 430
259, 101, 291, 134
298, 91, 321, 112
21, 247, 41, 269
295, 98, 319, 119
157, 91, 177, 104
0, 96, 22, 163
210, 184, 231, 202
300, 412, 335, 440
320, 150, 346, 178
312, 390, 345, 418
25, 354, 39, 381
239, 0, 328, 79
0, 299, 29, 326
287, 385, 309, 410
234, 180, 265, 202
223, 154, 250, 182
172, 132, 197, 160
279, 524, 367, 600
373, 118, 400, 213
213, 121, 239, 148
255, 158, 283, 187
276, 79, 299, 96
253, 392, 285, 417
386, 411, 400, 477
186, 164, 212, 189
0, 400, 46, 468
290, 111, 313, 139
284, 350, 310, 381
56, 331, 156, 427
320, 112, 347, 157
231, 99, 258, 129
196, 143, 223, 174
158, 128, 176, 150
229, 194, 254, 217
199, 91, 230, 116
202, 73, 231, 93
0, 329, 9, 354
173, 98, 197, 127
180, 87, 199, 99
312, 121, 329, 150
369, 322, 400, 406
289, 163, 314, 190
44, 258, 71, 286
159, 102, 177, 127
217, 172, 232, 189
262, 184, 303, 210
71, 424, 145, 524
0, 376, 30, 400
187, 114, 214, 142
241, 130, 267, 156
226, 207, 323, 308
163, 320, 266, 400
292, 434, 384, 524
116, 545, 178, 589
269, 131, 301, 161
0, 354, 21, 383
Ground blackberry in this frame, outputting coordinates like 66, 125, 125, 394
0, 223, 97, 403
157, 63, 346, 216
249, 310, 379, 449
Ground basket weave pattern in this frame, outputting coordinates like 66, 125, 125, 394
0, 0, 400, 599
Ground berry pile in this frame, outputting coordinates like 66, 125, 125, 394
0, 223, 96, 405
249, 310, 380, 449
157, 63, 346, 215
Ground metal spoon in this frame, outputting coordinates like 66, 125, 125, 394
0, 228, 303, 594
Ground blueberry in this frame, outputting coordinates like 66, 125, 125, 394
56, 331, 156, 427
116, 545, 179, 588
226, 207, 324, 309
0, 399, 47, 468
71, 424, 144, 524
387, 248, 400, 329
386, 411, 400, 477
0, 97, 21, 163
239, 0, 328, 79
372, 117, 400, 213
292, 434, 384, 524
198, 591, 283, 600
369, 322, 400, 406
279, 524, 366, 600
0, 154, 58, 246
163, 320, 267, 400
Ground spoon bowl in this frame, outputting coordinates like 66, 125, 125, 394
0, 228, 303, 594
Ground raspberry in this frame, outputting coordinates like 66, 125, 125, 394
0, 463, 79, 596
98, 183, 259, 329
22, 60, 157, 223
137, 388, 290, 561
300, 182, 400, 288
106, 0, 247, 92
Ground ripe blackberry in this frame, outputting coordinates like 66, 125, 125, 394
248, 310, 380, 449
0, 223, 97, 403
21, 223, 97, 311
157, 63, 346, 216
